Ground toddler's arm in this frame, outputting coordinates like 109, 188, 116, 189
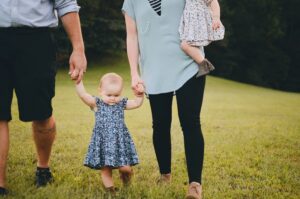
126, 83, 144, 110
210, 0, 222, 30
75, 81, 96, 109
126, 95, 144, 110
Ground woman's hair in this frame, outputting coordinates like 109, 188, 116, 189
99, 73, 123, 89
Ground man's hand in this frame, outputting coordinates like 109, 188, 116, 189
69, 49, 87, 83
60, 12, 87, 84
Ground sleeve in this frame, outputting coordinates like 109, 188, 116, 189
121, 98, 128, 110
95, 97, 101, 106
54, 0, 80, 17
121, 0, 136, 22
90, 96, 101, 112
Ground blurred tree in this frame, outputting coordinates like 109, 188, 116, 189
278, 0, 300, 91
206, 0, 299, 91
54, 0, 125, 64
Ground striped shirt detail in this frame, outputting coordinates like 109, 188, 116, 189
148, 0, 162, 16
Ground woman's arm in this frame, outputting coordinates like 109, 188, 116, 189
124, 14, 144, 95
75, 81, 96, 108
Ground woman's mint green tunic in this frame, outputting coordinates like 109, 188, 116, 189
122, 0, 204, 94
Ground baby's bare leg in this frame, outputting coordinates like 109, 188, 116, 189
119, 166, 133, 185
181, 41, 204, 64
101, 167, 114, 188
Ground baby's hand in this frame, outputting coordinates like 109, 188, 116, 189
135, 83, 144, 97
212, 18, 222, 30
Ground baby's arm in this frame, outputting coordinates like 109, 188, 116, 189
126, 95, 144, 110
75, 81, 96, 109
126, 84, 144, 110
210, 0, 222, 30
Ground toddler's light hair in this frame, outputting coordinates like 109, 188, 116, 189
99, 73, 123, 90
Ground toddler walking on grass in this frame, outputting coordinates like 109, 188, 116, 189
75, 73, 144, 194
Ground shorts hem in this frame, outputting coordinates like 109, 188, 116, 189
19, 112, 53, 122
0, 116, 12, 122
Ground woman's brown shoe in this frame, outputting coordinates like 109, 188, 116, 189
185, 182, 202, 199
157, 173, 171, 184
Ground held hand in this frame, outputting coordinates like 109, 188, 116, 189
135, 83, 145, 97
131, 73, 144, 96
137, 83, 145, 93
69, 49, 87, 84
212, 18, 221, 30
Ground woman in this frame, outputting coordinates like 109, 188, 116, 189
122, 1, 209, 198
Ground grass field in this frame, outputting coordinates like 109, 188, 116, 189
5, 57, 300, 198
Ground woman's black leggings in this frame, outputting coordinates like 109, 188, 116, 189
148, 74, 205, 184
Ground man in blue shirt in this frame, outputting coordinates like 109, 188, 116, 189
0, 0, 87, 195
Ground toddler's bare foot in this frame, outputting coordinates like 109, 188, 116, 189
119, 166, 133, 186
104, 186, 118, 196
119, 170, 132, 186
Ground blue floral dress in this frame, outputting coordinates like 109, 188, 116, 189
84, 97, 139, 169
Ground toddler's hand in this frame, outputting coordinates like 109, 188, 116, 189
212, 18, 222, 30
135, 83, 144, 97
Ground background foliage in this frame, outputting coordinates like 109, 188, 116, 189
55, 0, 300, 92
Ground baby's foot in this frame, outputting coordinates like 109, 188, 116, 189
120, 171, 132, 186
104, 186, 118, 196
197, 58, 215, 77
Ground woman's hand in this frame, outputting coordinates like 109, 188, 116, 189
131, 73, 144, 96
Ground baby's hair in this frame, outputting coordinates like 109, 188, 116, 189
99, 73, 123, 89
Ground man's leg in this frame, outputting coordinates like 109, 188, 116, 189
13, 29, 57, 187
0, 121, 9, 188
32, 116, 56, 187
0, 28, 14, 194
32, 116, 56, 168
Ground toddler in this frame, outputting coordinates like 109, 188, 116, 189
75, 73, 144, 193
179, 0, 225, 76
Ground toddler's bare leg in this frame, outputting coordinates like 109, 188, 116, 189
101, 167, 114, 188
119, 166, 133, 185
181, 41, 204, 64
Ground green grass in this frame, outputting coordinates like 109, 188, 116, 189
6, 57, 300, 198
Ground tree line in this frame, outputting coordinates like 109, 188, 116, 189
55, 0, 300, 92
